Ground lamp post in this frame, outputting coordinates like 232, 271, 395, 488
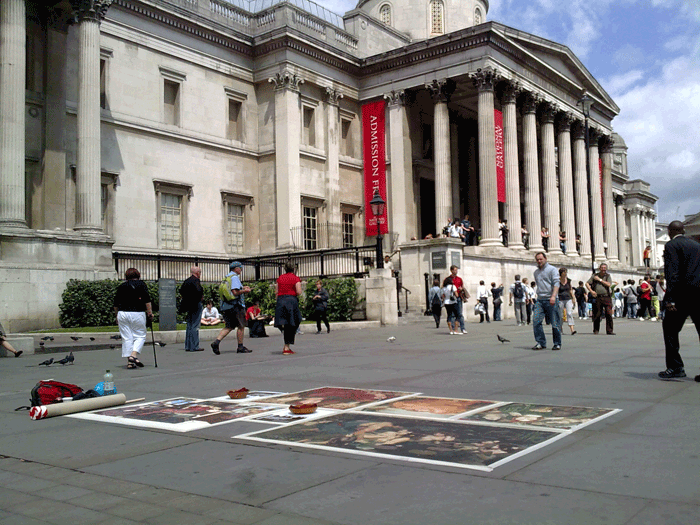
369, 189, 385, 269
577, 92, 596, 274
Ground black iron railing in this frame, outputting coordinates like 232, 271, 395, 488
113, 245, 378, 283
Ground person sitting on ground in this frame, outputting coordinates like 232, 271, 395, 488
201, 300, 222, 326
0, 321, 22, 357
246, 300, 270, 338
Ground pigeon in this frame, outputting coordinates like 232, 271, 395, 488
38, 358, 54, 366
110, 335, 121, 340
40, 336, 54, 341
57, 352, 74, 366
387, 336, 396, 343
39, 341, 45, 346
70, 336, 82, 341
155, 341, 166, 347
109, 344, 116, 349
89, 337, 96, 341
497, 334, 510, 344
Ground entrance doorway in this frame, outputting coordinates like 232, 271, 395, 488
419, 178, 436, 239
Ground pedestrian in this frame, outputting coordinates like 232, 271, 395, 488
575, 234, 582, 254
614, 287, 624, 318
181, 266, 204, 352
531, 252, 561, 350
625, 279, 638, 318
574, 280, 587, 319
499, 220, 509, 247
509, 275, 527, 326
656, 275, 666, 320
275, 262, 303, 355
651, 275, 661, 320
448, 218, 464, 241
658, 221, 700, 379
461, 215, 475, 246
586, 262, 616, 335
246, 300, 270, 338
211, 261, 252, 355
521, 225, 530, 250
637, 275, 657, 321
449, 265, 469, 334
383, 255, 394, 274
559, 231, 567, 254
541, 227, 550, 252
312, 280, 331, 334
0, 321, 22, 357
558, 268, 576, 335
643, 245, 651, 269
201, 300, 222, 326
428, 278, 443, 328
114, 267, 153, 369
522, 277, 534, 324
442, 276, 460, 335
477, 280, 490, 323
491, 282, 504, 321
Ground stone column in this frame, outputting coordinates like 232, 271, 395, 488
470, 69, 501, 247
588, 130, 605, 260
539, 103, 561, 255
571, 122, 591, 257
557, 113, 576, 256
74, 0, 112, 233
502, 81, 523, 248
270, 71, 303, 249
325, 87, 342, 246
615, 195, 627, 265
650, 212, 658, 268
0, 0, 27, 228
521, 93, 543, 251
601, 136, 618, 261
450, 121, 460, 217
629, 207, 642, 267
384, 90, 411, 244
426, 79, 453, 231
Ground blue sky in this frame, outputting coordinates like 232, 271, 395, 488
325, 0, 700, 224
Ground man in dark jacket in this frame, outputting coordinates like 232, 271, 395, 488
181, 266, 204, 352
312, 280, 331, 334
658, 221, 700, 379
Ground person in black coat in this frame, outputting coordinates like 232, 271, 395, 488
312, 280, 331, 334
658, 221, 700, 379
180, 266, 204, 352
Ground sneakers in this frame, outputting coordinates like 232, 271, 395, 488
461, 330, 468, 334
658, 368, 686, 379
316, 330, 322, 334
283, 348, 295, 355
211, 340, 220, 355
455, 331, 463, 336
650, 317, 658, 322
449, 331, 455, 335
237, 346, 252, 353
532, 344, 545, 350
639, 318, 645, 322
552, 344, 561, 351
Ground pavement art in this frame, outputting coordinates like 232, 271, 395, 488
257, 387, 416, 410
358, 396, 496, 419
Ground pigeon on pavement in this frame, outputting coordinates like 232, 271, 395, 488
38, 358, 54, 366
497, 334, 510, 343
70, 336, 82, 341
57, 352, 74, 365
110, 335, 121, 340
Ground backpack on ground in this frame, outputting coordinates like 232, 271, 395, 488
15, 380, 83, 411
218, 275, 236, 303
513, 282, 524, 300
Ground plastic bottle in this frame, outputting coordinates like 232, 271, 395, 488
103, 370, 114, 395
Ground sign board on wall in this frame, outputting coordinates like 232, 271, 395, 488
362, 100, 388, 236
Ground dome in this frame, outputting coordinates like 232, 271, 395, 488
356, 0, 489, 41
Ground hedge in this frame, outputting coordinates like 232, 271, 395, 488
58, 277, 359, 328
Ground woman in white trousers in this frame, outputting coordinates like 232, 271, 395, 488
114, 268, 153, 369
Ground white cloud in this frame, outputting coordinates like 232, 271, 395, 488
602, 70, 644, 97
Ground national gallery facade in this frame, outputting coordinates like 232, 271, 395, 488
0, 0, 659, 329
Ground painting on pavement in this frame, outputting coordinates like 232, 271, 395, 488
358, 396, 497, 419
258, 387, 415, 410
458, 403, 620, 430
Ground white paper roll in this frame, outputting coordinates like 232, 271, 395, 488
30, 394, 127, 420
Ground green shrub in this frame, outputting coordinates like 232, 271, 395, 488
299, 277, 358, 322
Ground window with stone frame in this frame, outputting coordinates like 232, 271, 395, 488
341, 118, 353, 157
225, 87, 247, 142
154, 181, 191, 250
303, 106, 316, 147
100, 172, 118, 237
430, 0, 444, 35
379, 4, 392, 25
474, 7, 482, 25
226, 203, 245, 253
160, 67, 186, 127
99, 48, 113, 110
303, 205, 318, 250
342, 212, 355, 247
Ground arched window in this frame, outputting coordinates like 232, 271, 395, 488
430, 0, 444, 34
379, 4, 391, 25
474, 7, 482, 25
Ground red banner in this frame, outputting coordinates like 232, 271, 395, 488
494, 109, 506, 202
362, 100, 388, 235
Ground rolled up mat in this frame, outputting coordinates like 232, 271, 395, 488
30, 393, 127, 420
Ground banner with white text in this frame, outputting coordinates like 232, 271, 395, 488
362, 100, 388, 235
494, 109, 506, 202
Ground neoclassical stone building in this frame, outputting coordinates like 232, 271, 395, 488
0, 0, 658, 329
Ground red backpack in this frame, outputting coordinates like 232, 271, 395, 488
15, 380, 83, 411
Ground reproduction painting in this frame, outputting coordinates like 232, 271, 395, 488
68, 397, 278, 432
459, 403, 620, 430
247, 407, 337, 425
359, 396, 497, 419
237, 412, 561, 470
259, 387, 415, 410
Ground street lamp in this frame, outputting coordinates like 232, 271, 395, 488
369, 189, 385, 269
577, 92, 597, 274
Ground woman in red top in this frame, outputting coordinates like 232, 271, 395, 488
275, 262, 303, 355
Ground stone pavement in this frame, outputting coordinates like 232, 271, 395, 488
2, 315, 700, 524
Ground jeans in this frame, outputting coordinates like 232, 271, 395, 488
577, 300, 587, 318
513, 302, 526, 324
454, 300, 465, 331
533, 299, 561, 347
493, 301, 502, 321
627, 303, 638, 318
185, 302, 203, 351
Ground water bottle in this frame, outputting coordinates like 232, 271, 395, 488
103, 370, 115, 395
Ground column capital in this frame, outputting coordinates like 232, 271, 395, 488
70, 0, 113, 23
383, 89, 406, 106
629, 206, 643, 216
519, 92, 540, 115
556, 112, 574, 133
425, 79, 454, 102
470, 68, 500, 93
538, 102, 557, 124
570, 120, 585, 140
588, 127, 602, 143
614, 194, 625, 206
500, 80, 521, 105
600, 135, 615, 153
269, 70, 304, 92
325, 87, 343, 106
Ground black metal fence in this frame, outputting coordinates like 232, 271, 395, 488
113, 245, 379, 284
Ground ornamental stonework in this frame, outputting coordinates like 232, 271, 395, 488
500, 80, 520, 105
268, 71, 304, 92
325, 87, 343, 106
425, 79, 454, 102
70, 0, 113, 23
470, 68, 499, 92
383, 90, 406, 107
